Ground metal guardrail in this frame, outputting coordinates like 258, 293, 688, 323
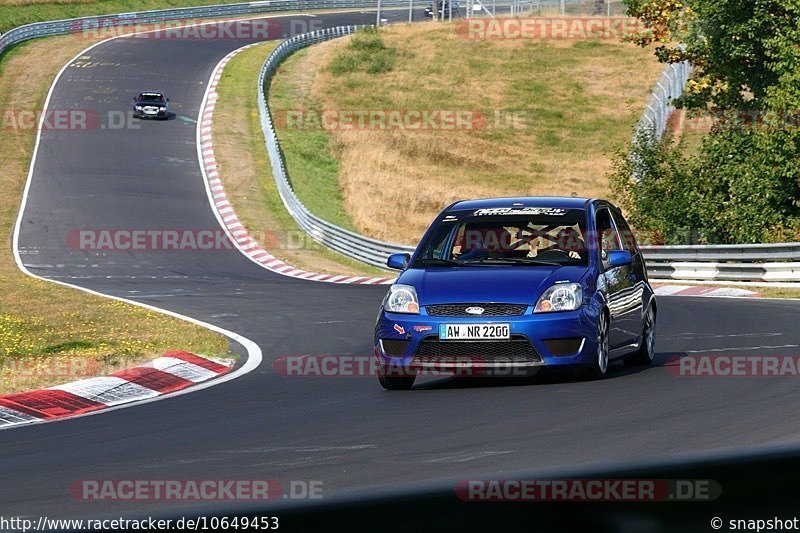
641, 243, 800, 263
257, 26, 415, 269
640, 244, 800, 282
0, 0, 413, 57
635, 60, 692, 140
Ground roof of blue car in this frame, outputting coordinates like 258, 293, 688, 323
448, 197, 593, 211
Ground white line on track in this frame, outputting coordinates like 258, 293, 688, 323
5, 19, 361, 429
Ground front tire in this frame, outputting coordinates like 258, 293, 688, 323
624, 303, 656, 367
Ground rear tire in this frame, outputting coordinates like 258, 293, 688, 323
378, 372, 416, 390
624, 303, 656, 367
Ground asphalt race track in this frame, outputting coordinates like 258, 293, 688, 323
4, 11, 800, 520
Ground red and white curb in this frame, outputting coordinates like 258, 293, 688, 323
198, 45, 395, 286
0, 351, 233, 428
653, 284, 760, 298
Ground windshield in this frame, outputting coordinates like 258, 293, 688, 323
139, 93, 165, 102
414, 208, 589, 266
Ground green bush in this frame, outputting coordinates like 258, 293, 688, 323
611, 126, 800, 244
610, 132, 704, 245
328, 28, 398, 76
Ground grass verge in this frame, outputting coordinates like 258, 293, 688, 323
212, 42, 387, 277
0, 33, 229, 394
268, 47, 356, 231
749, 286, 800, 300
269, 21, 665, 245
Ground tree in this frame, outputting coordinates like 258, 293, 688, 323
624, 0, 800, 112
613, 0, 800, 244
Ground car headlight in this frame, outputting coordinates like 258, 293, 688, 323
135, 105, 143, 110
383, 284, 420, 314
534, 282, 582, 313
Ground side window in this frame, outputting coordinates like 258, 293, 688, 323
449, 225, 466, 259
419, 224, 457, 260
595, 208, 621, 266
611, 208, 638, 254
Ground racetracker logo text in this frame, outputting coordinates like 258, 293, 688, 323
273, 109, 533, 131
0, 356, 101, 380
69, 18, 287, 40
455, 479, 721, 501
67, 229, 325, 251
455, 17, 644, 40
668, 355, 800, 377
68, 480, 323, 500
1, 109, 137, 131
273, 355, 535, 377
672, 109, 800, 132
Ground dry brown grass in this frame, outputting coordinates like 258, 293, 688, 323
300, 22, 665, 245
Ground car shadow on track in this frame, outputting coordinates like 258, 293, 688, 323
411, 352, 675, 390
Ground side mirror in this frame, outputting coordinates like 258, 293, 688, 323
166, 98, 170, 102
386, 253, 410, 270
607, 250, 632, 268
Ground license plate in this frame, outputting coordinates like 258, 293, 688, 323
439, 323, 510, 340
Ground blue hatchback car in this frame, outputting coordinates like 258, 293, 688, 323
374, 197, 656, 390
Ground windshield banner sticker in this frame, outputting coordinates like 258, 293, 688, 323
472, 207, 567, 216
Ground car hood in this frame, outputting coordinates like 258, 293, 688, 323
135, 102, 167, 107
397, 265, 589, 305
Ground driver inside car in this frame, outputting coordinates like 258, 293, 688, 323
530, 227, 586, 260
454, 226, 515, 261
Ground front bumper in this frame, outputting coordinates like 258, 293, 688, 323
135, 107, 168, 118
375, 305, 598, 372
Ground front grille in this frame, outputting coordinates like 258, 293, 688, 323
425, 303, 528, 317
413, 335, 542, 365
